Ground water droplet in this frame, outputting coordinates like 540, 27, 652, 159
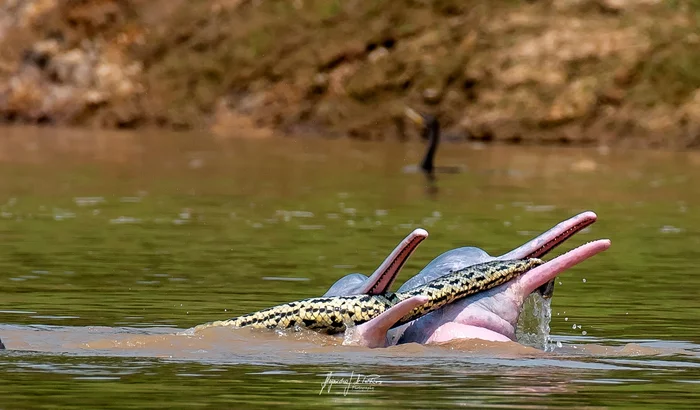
556, 341, 563, 348
572, 324, 576, 329
582, 278, 587, 283
564, 317, 568, 321
582, 331, 587, 335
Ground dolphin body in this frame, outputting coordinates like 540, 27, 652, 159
327, 211, 610, 347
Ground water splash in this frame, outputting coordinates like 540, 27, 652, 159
342, 320, 361, 346
515, 293, 553, 351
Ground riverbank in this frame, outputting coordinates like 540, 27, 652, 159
1, 0, 699, 148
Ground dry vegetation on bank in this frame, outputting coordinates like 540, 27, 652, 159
1, 0, 700, 148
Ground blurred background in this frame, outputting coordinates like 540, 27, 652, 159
1, 0, 699, 148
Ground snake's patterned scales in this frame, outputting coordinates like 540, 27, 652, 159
194, 258, 544, 334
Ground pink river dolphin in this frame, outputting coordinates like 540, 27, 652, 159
329, 211, 610, 348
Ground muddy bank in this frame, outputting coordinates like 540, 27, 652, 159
1, 0, 699, 149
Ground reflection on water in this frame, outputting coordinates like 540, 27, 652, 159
1, 126, 700, 407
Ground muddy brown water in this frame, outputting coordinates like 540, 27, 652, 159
1, 126, 700, 408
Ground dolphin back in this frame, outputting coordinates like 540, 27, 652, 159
398, 247, 495, 291
323, 273, 370, 296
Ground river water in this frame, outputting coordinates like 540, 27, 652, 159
0, 126, 699, 408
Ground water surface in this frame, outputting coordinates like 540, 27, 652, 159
1, 126, 699, 408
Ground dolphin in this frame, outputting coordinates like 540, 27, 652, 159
396, 239, 610, 344
326, 211, 608, 347
344, 238, 610, 348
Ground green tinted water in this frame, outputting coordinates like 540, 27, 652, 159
1, 127, 699, 408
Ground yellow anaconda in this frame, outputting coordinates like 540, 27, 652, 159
194, 258, 543, 334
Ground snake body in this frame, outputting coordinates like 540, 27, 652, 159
194, 258, 543, 334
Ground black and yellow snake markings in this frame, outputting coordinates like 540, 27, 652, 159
194, 258, 543, 334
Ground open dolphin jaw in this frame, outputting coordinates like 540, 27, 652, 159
501, 211, 598, 260
516, 238, 610, 295
364, 228, 428, 295
499, 211, 598, 298
526, 219, 596, 258
322, 228, 428, 297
